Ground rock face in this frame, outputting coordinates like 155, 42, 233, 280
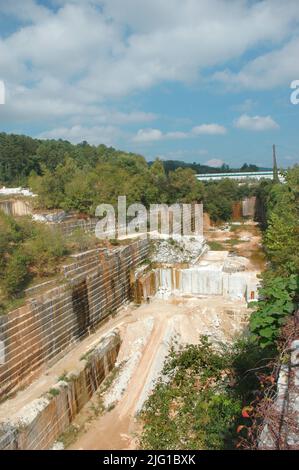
155, 265, 258, 301
223, 255, 249, 273
0, 199, 32, 217
0, 332, 120, 450
32, 210, 66, 223
0, 239, 149, 399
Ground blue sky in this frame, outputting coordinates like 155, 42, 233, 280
0, 0, 299, 168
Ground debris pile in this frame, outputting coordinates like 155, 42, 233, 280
151, 236, 206, 265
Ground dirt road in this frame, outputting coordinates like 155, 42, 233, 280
69, 297, 249, 450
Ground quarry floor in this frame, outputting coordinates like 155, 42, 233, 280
205, 221, 265, 271
66, 295, 249, 450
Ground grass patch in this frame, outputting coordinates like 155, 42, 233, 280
58, 371, 70, 382
48, 388, 60, 398
208, 241, 225, 251
57, 424, 80, 448
227, 238, 245, 246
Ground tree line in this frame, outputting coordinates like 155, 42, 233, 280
1, 132, 257, 221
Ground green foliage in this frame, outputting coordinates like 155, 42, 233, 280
139, 336, 271, 450
23, 225, 67, 277
48, 388, 60, 398
68, 228, 99, 252
1, 132, 258, 222
251, 166, 299, 348
208, 240, 225, 251
139, 340, 240, 449
0, 212, 67, 308
0, 132, 40, 185
2, 249, 32, 298
203, 178, 252, 222
262, 168, 299, 276
249, 274, 298, 348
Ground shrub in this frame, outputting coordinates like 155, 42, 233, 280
249, 274, 298, 348
3, 250, 32, 298
24, 224, 67, 276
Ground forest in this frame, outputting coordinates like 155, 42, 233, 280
0, 132, 256, 222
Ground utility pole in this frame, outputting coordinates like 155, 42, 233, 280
272, 144, 279, 183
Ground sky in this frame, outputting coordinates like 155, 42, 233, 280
0, 0, 299, 168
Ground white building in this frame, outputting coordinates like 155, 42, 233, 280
195, 170, 284, 182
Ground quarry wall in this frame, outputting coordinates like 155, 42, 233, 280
0, 239, 149, 400
0, 331, 120, 450
136, 266, 259, 303
242, 196, 256, 218
0, 199, 32, 217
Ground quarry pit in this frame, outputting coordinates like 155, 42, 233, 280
0, 222, 262, 450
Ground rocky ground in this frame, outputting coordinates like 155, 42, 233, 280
151, 235, 207, 265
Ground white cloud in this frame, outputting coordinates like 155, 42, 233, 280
0, 0, 299, 143
214, 36, 299, 90
37, 124, 121, 146
132, 128, 188, 142
205, 159, 225, 167
133, 129, 163, 142
234, 114, 279, 131
133, 123, 227, 142
192, 124, 227, 135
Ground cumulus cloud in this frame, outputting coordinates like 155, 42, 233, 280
234, 114, 279, 131
214, 36, 299, 90
133, 123, 227, 142
132, 128, 188, 142
192, 124, 227, 135
37, 124, 121, 146
0, 0, 298, 146
133, 128, 163, 143
205, 159, 225, 167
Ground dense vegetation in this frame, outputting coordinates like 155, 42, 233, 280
0, 132, 264, 186
152, 160, 261, 174
139, 337, 274, 450
0, 212, 99, 313
139, 165, 299, 450
249, 166, 299, 347
1, 132, 257, 222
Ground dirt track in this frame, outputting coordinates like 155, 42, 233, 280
69, 296, 249, 450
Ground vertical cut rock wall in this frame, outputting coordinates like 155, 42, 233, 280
0, 240, 149, 400
0, 332, 120, 450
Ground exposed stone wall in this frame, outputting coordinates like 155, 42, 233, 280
0, 239, 149, 400
0, 332, 120, 450
0, 199, 32, 217
242, 196, 256, 218
50, 218, 99, 236
139, 266, 259, 302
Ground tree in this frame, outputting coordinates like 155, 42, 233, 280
168, 168, 204, 203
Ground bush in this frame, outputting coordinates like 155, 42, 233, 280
67, 228, 98, 253
249, 274, 298, 348
3, 250, 32, 298
24, 225, 67, 276
139, 337, 247, 450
